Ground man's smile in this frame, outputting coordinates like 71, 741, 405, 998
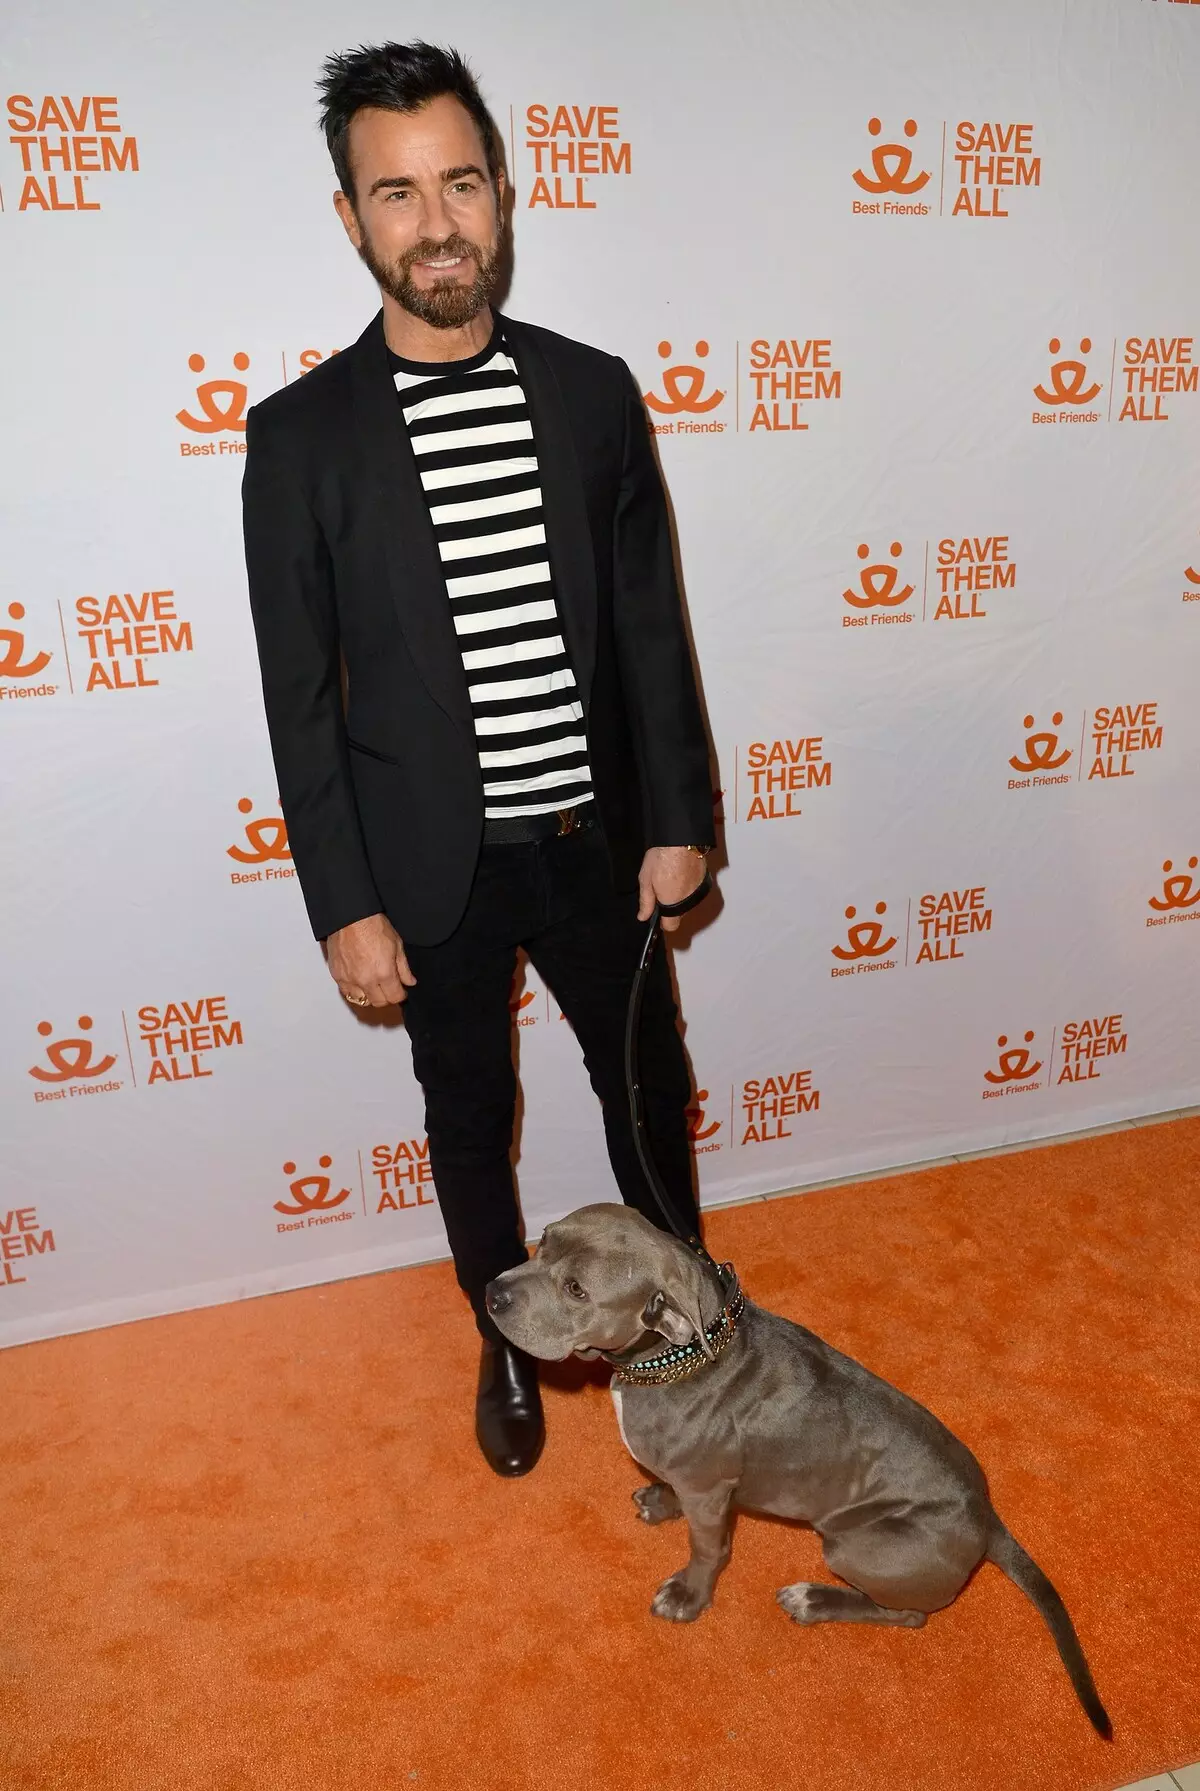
415, 253, 469, 272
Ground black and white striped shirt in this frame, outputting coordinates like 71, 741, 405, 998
388, 329, 594, 820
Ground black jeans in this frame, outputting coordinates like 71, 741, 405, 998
402, 824, 701, 1344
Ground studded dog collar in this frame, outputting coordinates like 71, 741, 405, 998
606, 1282, 746, 1387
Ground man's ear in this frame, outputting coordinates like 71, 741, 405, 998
332, 189, 363, 250
641, 1280, 714, 1360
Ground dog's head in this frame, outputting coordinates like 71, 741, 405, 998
485, 1203, 721, 1361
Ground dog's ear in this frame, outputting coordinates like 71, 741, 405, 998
641, 1264, 715, 1360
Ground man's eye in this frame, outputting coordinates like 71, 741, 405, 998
564, 1279, 588, 1300
451, 181, 476, 195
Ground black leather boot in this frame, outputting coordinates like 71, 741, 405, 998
475, 1340, 545, 1477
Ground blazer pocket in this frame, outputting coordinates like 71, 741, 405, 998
346, 735, 402, 767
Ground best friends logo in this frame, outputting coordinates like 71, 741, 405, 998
227, 797, 294, 885
1033, 338, 1103, 423
688, 1073, 823, 1153
28, 1015, 123, 1101
852, 116, 931, 212
982, 1030, 1044, 1096
831, 902, 899, 976
273, 1139, 438, 1232
1032, 335, 1197, 425
178, 353, 251, 455
829, 887, 993, 977
1146, 855, 1200, 928
1006, 703, 1165, 787
0, 601, 58, 701
275, 1155, 354, 1232
851, 116, 1042, 219
642, 336, 844, 438
1183, 543, 1200, 603
841, 534, 1017, 628
686, 1087, 723, 1154
1, 589, 194, 701
29, 994, 245, 1101
1008, 711, 1073, 786
980, 1013, 1131, 1099
644, 340, 727, 435
844, 541, 914, 612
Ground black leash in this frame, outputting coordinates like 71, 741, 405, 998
622, 869, 737, 1296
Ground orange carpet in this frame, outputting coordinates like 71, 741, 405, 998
1, 1121, 1198, 1791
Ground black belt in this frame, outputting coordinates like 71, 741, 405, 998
481, 804, 597, 846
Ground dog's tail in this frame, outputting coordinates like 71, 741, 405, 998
986, 1518, 1112, 1740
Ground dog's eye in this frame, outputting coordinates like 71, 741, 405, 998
564, 1278, 589, 1300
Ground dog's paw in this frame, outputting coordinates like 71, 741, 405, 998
776, 1582, 927, 1628
651, 1573, 710, 1623
776, 1582, 826, 1624
633, 1483, 683, 1526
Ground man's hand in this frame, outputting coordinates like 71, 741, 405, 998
637, 847, 711, 934
326, 912, 417, 1007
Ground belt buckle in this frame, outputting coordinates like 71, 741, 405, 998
556, 807, 579, 837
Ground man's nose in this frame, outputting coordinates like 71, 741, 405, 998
485, 1280, 512, 1315
419, 192, 455, 243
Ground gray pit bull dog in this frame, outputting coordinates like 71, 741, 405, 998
486, 1203, 1111, 1739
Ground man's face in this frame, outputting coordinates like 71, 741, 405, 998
335, 94, 505, 331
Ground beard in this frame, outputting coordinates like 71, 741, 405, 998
357, 225, 501, 330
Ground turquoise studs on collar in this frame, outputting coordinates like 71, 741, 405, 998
609, 1286, 746, 1387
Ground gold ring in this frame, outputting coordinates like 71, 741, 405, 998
347, 992, 370, 1007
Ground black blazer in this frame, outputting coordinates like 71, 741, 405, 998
241, 310, 713, 947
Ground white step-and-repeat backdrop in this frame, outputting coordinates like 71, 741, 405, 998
4, 0, 1199, 1347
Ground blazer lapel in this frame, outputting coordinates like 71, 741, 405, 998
501, 315, 598, 715
346, 311, 474, 738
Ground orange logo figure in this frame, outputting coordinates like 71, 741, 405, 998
227, 797, 291, 864
29, 1016, 117, 1083
1009, 712, 1072, 773
843, 542, 914, 609
0, 602, 51, 678
1033, 338, 1102, 407
274, 1156, 351, 1216
852, 118, 930, 195
509, 971, 535, 1015
1149, 856, 1200, 912
1185, 562, 1200, 586
983, 1031, 1043, 1086
686, 1089, 721, 1142
645, 341, 725, 415
177, 352, 251, 433
832, 902, 898, 961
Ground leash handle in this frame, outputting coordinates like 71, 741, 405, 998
656, 869, 713, 921
624, 871, 724, 1278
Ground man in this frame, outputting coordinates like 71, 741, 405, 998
241, 41, 714, 1479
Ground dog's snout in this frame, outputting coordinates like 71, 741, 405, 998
485, 1279, 512, 1315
